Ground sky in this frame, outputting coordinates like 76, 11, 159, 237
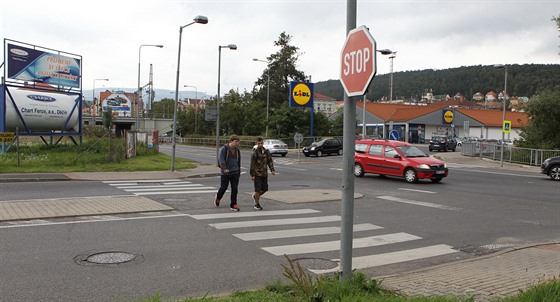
1, 0, 559, 99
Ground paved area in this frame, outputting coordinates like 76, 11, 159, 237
1, 153, 558, 301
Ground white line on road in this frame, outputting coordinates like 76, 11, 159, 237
209, 215, 341, 229
135, 190, 217, 195
189, 209, 320, 220
377, 196, 460, 211
309, 244, 458, 274
102, 179, 182, 184
233, 223, 383, 241
398, 188, 436, 194
262, 232, 421, 256
124, 186, 213, 192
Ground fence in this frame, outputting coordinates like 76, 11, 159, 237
160, 136, 342, 150
460, 142, 560, 166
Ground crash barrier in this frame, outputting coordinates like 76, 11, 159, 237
461, 142, 560, 166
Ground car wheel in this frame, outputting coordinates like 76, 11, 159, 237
429, 148, 433, 152
338, 149, 343, 155
549, 165, 560, 180
404, 168, 418, 183
452, 147, 456, 152
354, 163, 364, 177
316, 150, 323, 157
431, 177, 443, 183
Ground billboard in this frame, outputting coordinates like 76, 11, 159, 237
3, 86, 80, 132
6, 42, 81, 88
102, 93, 131, 117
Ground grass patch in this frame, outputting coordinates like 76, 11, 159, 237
0, 137, 195, 173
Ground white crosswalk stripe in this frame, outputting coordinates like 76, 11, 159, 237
103, 179, 217, 195
196, 208, 459, 273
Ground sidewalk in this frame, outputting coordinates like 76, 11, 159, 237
1, 155, 558, 301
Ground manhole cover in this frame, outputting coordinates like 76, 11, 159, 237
74, 251, 143, 266
87, 252, 136, 264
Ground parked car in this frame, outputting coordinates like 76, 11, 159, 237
541, 156, 560, 181
252, 139, 288, 157
428, 136, 456, 152
354, 139, 448, 183
302, 138, 343, 157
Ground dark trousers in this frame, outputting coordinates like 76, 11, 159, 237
217, 172, 240, 206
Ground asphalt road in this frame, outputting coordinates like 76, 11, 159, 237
0, 144, 557, 301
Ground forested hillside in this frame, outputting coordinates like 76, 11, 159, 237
315, 64, 560, 101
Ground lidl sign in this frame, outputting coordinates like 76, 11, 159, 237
442, 109, 454, 124
289, 81, 314, 108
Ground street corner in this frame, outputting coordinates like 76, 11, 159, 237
257, 189, 364, 204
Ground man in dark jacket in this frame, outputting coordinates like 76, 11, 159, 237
215, 135, 241, 211
250, 137, 276, 210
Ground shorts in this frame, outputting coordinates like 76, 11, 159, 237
253, 176, 269, 193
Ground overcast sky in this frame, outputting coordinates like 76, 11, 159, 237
1, 0, 559, 98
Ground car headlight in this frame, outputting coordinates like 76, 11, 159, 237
444, 163, 447, 168
419, 164, 430, 169
311, 147, 316, 151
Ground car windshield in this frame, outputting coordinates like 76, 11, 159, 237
431, 136, 446, 142
397, 146, 428, 157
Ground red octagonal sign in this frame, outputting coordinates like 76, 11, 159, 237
340, 26, 377, 97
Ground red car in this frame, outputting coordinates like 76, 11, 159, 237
354, 139, 449, 183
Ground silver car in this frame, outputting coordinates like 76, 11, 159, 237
252, 139, 288, 157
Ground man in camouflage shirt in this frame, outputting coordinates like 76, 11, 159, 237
250, 137, 276, 210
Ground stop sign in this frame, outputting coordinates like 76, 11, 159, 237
340, 26, 377, 97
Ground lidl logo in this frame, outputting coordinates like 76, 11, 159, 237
289, 81, 314, 108
442, 109, 454, 124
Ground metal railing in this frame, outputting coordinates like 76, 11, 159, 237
460, 142, 560, 166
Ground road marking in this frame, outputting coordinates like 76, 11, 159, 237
124, 186, 214, 192
262, 232, 421, 256
399, 188, 436, 194
103, 179, 182, 183
103, 180, 217, 195
233, 223, 383, 241
135, 190, 217, 195
309, 244, 458, 274
209, 215, 341, 229
189, 209, 320, 220
377, 196, 460, 211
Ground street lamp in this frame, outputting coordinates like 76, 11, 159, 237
137, 44, 163, 130
494, 64, 508, 167
253, 58, 270, 138
388, 51, 397, 101
361, 49, 393, 138
171, 15, 208, 171
93, 78, 109, 120
184, 84, 197, 133
215, 44, 237, 164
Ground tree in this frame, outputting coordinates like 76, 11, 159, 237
517, 88, 560, 149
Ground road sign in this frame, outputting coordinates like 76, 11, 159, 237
294, 133, 303, 144
340, 25, 377, 97
503, 120, 511, 133
0, 132, 15, 143
389, 130, 399, 140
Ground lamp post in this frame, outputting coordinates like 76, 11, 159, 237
215, 44, 237, 164
93, 78, 109, 120
387, 51, 397, 101
253, 58, 270, 138
137, 44, 163, 130
184, 84, 197, 133
494, 64, 508, 167
171, 15, 208, 171
361, 49, 393, 137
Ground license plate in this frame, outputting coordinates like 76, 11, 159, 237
436, 170, 445, 174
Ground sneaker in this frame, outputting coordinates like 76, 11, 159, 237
214, 194, 220, 207
254, 203, 262, 210
230, 204, 240, 212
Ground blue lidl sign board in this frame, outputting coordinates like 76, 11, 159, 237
289, 81, 314, 107
442, 109, 454, 124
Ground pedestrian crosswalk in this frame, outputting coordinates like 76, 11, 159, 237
188, 209, 458, 274
103, 179, 216, 196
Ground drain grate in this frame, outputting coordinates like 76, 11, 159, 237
293, 257, 338, 271
75, 250, 143, 266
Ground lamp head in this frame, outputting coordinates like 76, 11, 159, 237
494, 64, 505, 69
155, 45, 164, 48
228, 44, 237, 50
194, 15, 208, 24
377, 49, 393, 55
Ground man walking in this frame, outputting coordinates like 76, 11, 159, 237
215, 135, 241, 211
250, 137, 276, 210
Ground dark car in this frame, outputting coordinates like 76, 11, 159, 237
428, 136, 456, 152
302, 138, 343, 157
541, 156, 560, 181
354, 139, 448, 183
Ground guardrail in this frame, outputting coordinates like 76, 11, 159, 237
460, 142, 560, 166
